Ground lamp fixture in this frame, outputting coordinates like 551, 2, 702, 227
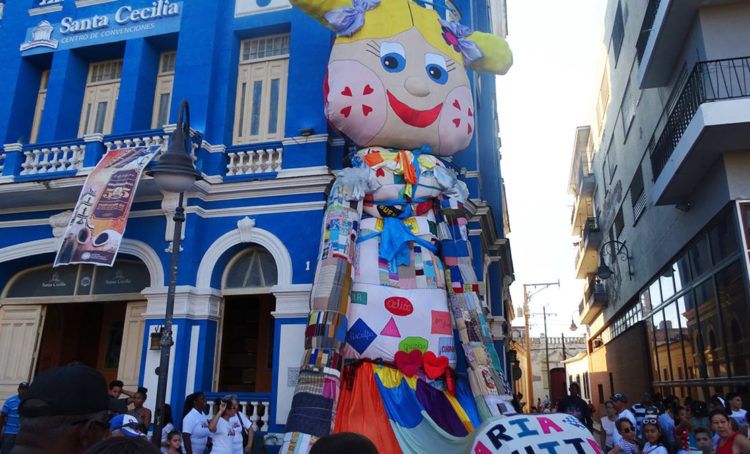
597, 239, 634, 280
147, 100, 202, 193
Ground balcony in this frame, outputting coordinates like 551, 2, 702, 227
0, 127, 289, 207
637, 0, 741, 88
649, 57, 750, 205
574, 217, 602, 279
579, 275, 608, 325
204, 392, 271, 432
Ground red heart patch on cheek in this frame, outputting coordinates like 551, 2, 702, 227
422, 351, 449, 380
395, 349, 423, 377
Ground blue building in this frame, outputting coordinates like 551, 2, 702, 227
0, 0, 514, 445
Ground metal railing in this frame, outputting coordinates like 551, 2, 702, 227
204, 392, 271, 432
650, 57, 750, 180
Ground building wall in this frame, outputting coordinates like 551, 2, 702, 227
579, 0, 750, 404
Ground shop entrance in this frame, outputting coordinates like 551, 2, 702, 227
217, 295, 275, 393
36, 301, 127, 384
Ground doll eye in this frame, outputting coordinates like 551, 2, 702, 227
425, 53, 448, 85
380, 42, 406, 73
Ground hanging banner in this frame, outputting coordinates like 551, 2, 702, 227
54, 145, 161, 267
468, 413, 602, 454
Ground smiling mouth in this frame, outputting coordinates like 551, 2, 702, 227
387, 91, 443, 128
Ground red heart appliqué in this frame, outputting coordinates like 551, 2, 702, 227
394, 349, 423, 377
422, 351, 449, 380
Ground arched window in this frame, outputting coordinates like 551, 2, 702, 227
222, 246, 278, 293
2, 260, 150, 299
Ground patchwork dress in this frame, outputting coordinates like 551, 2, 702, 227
284, 148, 512, 454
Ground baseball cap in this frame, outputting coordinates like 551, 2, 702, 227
109, 414, 145, 438
612, 393, 628, 403
19, 365, 109, 417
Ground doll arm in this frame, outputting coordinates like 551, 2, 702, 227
283, 167, 375, 451
435, 191, 513, 419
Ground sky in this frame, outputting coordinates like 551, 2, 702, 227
497, 0, 607, 337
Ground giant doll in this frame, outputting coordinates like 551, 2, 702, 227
283, 1, 514, 452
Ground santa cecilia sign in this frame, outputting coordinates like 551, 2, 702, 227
21, 1, 182, 54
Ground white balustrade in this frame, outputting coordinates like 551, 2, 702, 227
104, 134, 199, 161
19, 144, 85, 175
207, 397, 271, 432
226, 146, 283, 176
0, 152, 5, 175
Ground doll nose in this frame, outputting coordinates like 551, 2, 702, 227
404, 76, 431, 97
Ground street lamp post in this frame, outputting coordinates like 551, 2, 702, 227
522, 281, 559, 406
148, 100, 201, 447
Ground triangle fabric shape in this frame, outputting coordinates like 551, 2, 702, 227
380, 317, 401, 338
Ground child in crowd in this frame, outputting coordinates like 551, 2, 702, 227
694, 427, 714, 454
609, 418, 641, 454
165, 430, 182, 454
642, 416, 669, 454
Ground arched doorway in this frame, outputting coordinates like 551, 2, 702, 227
216, 245, 277, 393
0, 258, 150, 387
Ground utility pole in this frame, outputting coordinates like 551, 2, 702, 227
522, 280, 559, 408
543, 305, 550, 394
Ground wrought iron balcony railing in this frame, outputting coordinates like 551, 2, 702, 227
649, 57, 750, 180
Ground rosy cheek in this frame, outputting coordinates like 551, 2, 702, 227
438, 86, 475, 155
325, 60, 387, 146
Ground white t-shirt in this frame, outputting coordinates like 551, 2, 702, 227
613, 409, 637, 444
182, 408, 210, 454
643, 442, 669, 454
230, 413, 252, 454
210, 417, 236, 454
601, 416, 616, 447
732, 408, 748, 428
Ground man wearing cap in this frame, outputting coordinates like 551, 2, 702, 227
12, 365, 111, 453
109, 414, 146, 438
0, 382, 29, 454
612, 393, 638, 445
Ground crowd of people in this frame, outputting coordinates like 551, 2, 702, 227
565, 388, 750, 454
0, 365, 259, 454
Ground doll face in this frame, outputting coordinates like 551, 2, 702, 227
325, 27, 474, 156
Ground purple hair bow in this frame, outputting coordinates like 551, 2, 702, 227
324, 0, 381, 37
439, 19, 483, 67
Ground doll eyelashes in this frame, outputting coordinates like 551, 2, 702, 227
447, 59, 457, 72
365, 41, 380, 58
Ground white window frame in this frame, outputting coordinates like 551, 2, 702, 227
78, 59, 122, 137
29, 70, 49, 144
151, 52, 176, 129
233, 35, 289, 145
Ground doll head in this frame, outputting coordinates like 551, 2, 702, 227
292, 0, 512, 156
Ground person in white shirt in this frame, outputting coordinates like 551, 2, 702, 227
727, 392, 748, 433
642, 416, 669, 454
601, 400, 618, 451
209, 397, 237, 454
182, 392, 210, 454
612, 393, 637, 445
228, 398, 255, 454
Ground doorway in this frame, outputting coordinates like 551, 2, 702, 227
36, 301, 127, 384
218, 295, 275, 393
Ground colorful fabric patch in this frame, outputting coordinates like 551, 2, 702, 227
380, 317, 401, 337
351, 291, 368, 305
431, 310, 452, 335
347, 319, 377, 354
438, 337, 457, 363
399, 336, 429, 353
